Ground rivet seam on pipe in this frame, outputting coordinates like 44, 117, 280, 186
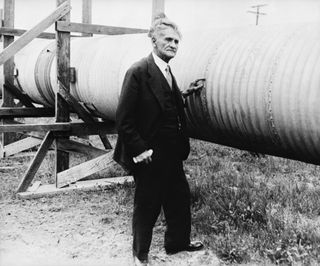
202, 36, 230, 132
265, 29, 301, 147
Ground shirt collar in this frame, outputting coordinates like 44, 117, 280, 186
152, 52, 169, 76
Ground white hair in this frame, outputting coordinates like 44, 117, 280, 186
148, 13, 182, 40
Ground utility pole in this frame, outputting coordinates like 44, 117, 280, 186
247, 4, 267, 25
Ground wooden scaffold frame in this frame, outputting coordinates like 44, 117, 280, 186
0, 0, 164, 198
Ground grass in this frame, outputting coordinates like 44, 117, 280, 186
2, 136, 320, 264
187, 139, 320, 264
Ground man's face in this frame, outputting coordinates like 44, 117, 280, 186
153, 27, 180, 63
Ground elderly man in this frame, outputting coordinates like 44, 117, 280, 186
114, 13, 204, 266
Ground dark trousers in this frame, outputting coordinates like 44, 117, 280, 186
132, 138, 191, 260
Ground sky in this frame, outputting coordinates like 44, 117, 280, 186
0, 0, 319, 33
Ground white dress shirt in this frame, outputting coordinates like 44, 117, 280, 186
152, 52, 170, 79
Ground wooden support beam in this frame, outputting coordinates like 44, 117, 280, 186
82, 0, 92, 37
0, 27, 80, 39
57, 138, 107, 157
0, 122, 70, 132
58, 87, 93, 121
0, 27, 56, 39
0, 9, 4, 33
58, 85, 112, 149
1, 0, 15, 157
34, 133, 107, 157
0, 1, 70, 65
0, 9, 3, 25
5, 130, 107, 157
57, 151, 115, 188
152, 0, 165, 21
17, 176, 133, 199
0, 107, 54, 118
2, 0, 14, 102
67, 121, 116, 136
3, 83, 35, 107
4, 136, 42, 157
56, 21, 148, 35
16, 131, 54, 192
0, 121, 116, 134
55, 0, 71, 185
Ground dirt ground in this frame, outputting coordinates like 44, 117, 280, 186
0, 153, 220, 266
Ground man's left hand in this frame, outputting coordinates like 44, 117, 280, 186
182, 78, 205, 98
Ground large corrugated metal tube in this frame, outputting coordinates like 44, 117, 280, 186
11, 23, 320, 165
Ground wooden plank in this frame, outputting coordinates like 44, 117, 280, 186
0, 27, 80, 39
2, 0, 15, 107
0, 9, 3, 28
0, 121, 116, 134
57, 151, 115, 188
58, 88, 91, 122
0, 1, 70, 65
55, 0, 71, 184
62, 121, 116, 136
3, 83, 35, 107
56, 0, 70, 105
3, 129, 106, 157
82, 0, 92, 25
18, 176, 133, 199
9, 151, 51, 158
82, 0, 92, 37
55, 91, 69, 123
152, 0, 165, 21
28, 123, 116, 137
58, 86, 112, 149
56, 21, 148, 35
0, 122, 70, 132
21, 131, 106, 157
0, 27, 56, 39
0, 107, 55, 118
57, 138, 107, 157
1, 0, 15, 157
4, 136, 42, 157
16, 131, 54, 192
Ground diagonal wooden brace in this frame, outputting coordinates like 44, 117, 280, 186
4, 137, 43, 157
58, 84, 112, 149
16, 131, 55, 193
57, 151, 115, 188
0, 1, 71, 65
3, 82, 35, 107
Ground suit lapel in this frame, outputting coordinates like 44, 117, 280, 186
147, 54, 166, 111
147, 54, 184, 113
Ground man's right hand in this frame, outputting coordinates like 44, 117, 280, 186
182, 78, 205, 98
133, 149, 153, 164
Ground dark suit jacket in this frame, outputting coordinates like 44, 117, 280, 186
113, 53, 190, 172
